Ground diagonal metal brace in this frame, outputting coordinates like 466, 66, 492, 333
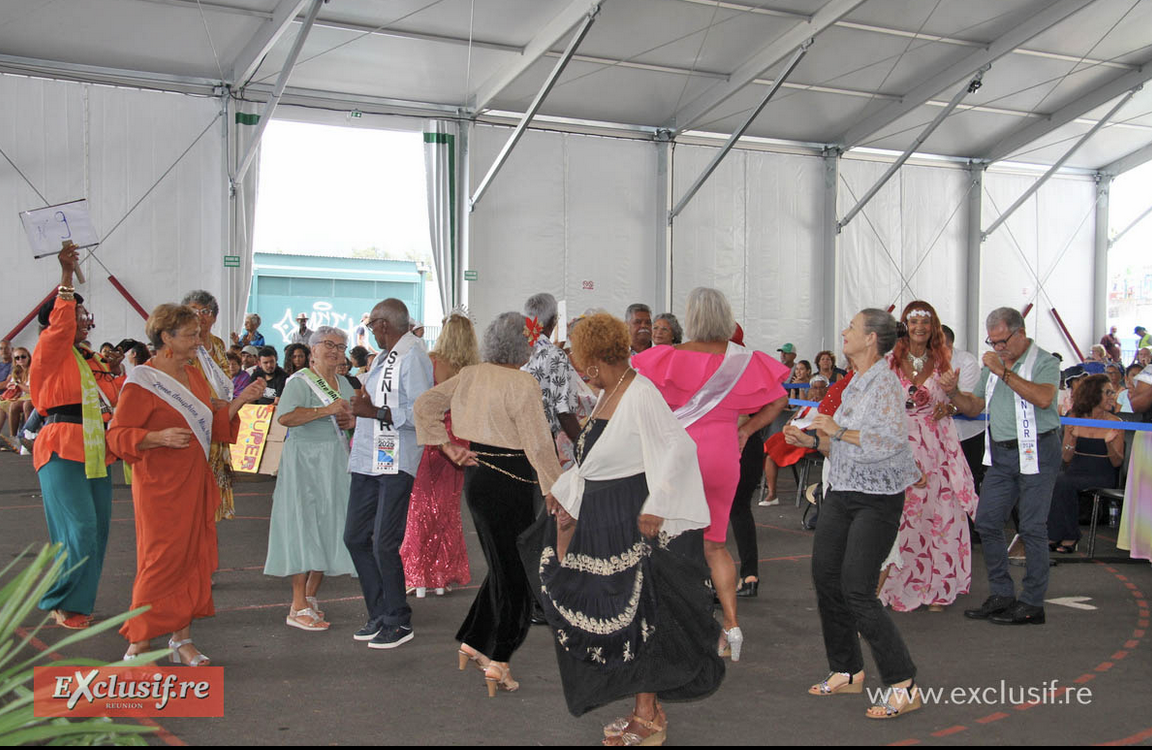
1109, 202, 1152, 248
982, 87, 1138, 241
838, 66, 988, 233
668, 39, 812, 223
469, 5, 600, 211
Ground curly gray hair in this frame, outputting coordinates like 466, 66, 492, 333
482, 312, 531, 365
309, 326, 348, 348
181, 290, 219, 316
654, 312, 683, 344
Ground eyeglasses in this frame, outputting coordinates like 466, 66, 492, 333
985, 328, 1020, 349
315, 340, 347, 353
14, 355, 29, 361
191, 308, 215, 317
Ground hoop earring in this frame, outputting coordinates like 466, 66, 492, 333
587, 365, 599, 378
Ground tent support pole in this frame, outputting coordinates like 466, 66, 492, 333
1094, 174, 1111, 339
233, 0, 324, 186
822, 148, 841, 351
838, 67, 987, 232
668, 40, 811, 222
966, 164, 984, 351
469, 6, 600, 211
982, 89, 1136, 241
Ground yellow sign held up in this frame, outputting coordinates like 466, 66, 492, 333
231, 404, 275, 474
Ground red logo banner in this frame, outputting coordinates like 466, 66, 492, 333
33, 666, 224, 717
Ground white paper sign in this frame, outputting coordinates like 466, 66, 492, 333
19, 199, 101, 257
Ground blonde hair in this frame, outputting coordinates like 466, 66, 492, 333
433, 313, 480, 371
146, 304, 199, 350
684, 287, 735, 342
569, 313, 630, 369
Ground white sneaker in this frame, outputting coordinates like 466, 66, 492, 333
758, 497, 780, 507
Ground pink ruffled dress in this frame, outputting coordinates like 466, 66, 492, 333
633, 346, 789, 543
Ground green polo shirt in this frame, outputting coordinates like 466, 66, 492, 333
972, 341, 1061, 442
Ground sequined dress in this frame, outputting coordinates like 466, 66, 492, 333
400, 412, 471, 590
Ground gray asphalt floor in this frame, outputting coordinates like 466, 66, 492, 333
2, 450, 1150, 746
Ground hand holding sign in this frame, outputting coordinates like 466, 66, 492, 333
21, 200, 99, 284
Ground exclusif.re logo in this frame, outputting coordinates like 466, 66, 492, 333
33, 667, 224, 718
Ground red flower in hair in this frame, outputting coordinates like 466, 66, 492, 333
524, 316, 544, 346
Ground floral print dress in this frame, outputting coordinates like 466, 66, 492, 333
878, 363, 979, 611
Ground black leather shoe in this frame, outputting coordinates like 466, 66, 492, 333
963, 595, 1016, 620
736, 579, 759, 598
989, 601, 1045, 625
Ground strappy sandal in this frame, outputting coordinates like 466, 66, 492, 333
605, 706, 666, 738
602, 712, 667, 746
168, 638, 211, 666
286, 607, 330, 631
865, 680, 922, 719
809, 670, 864, 695
305, 596, 325, 619
457, 643, 490, 672
484, 663, 519, 697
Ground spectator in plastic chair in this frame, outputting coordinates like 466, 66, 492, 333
1137, 347, 1152, 367
0, 347, 34, 450
231, 313, 265, 348
0, 339, 12, 386
760, 376, 828, 507
777, 343, 797, 369
790, 359, 813, 384
1117, 364, 1143, 413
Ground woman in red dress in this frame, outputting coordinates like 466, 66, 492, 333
109, 304, 263, 664
633, 288, 789, 661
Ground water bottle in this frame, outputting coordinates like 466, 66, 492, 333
1109, 500, 1119, 528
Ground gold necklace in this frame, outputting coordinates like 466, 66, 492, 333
576, 367, 633, 463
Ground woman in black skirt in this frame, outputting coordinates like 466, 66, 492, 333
534, 313, 722, 745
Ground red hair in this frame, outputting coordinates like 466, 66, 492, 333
890, 300, 951, 374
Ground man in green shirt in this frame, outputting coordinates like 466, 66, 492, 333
942, 307, 1060, 626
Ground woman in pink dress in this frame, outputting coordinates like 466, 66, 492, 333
633, 288, 789, 660
401, 313, 478, 597
879, 301, 978, 612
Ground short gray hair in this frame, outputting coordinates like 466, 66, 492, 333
809, 374, 829, 386
654, 312, 683, 344
524, 293, 558, 328
684, 287, 735, 342
371, 298, 410, 332
309, 326, 348, 348
482, 312, 531, 365
181, 290, 219, 315
625, 303, 650, 323
245, 313, 261, 327
986, 306, 1025, 334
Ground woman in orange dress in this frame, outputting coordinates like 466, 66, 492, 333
109, 304, 263, 664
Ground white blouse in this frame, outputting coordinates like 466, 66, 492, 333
550, 374, 710, 539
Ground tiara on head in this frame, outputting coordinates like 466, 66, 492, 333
906, 309, 932, 319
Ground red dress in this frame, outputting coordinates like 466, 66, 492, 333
108, 365, 238, 642
634, 346, 789, 543
400, 411, 471, 590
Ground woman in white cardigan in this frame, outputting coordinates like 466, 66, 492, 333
535, 313, 724, 747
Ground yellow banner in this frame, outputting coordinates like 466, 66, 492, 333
231, 404, 275, 473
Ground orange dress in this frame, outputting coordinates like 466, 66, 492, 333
107, 364, 238, 642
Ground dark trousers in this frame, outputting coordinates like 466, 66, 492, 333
975, 432, 1061, 606
960, 433, 987, 495
729, 431, 765, 580
457, 448, 536, 662
812, 489, 916, 685
345, 471, 415, 627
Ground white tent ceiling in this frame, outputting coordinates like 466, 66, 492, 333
3, 0, 1152, 172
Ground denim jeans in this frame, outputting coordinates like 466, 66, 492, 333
812, 489, 916, 685
974, 430, 1061, 606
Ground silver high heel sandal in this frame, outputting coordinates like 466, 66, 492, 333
168, 638, 211, 666
719, 626, 744, 662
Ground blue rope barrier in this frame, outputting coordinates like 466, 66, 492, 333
785, 398, 1152, 431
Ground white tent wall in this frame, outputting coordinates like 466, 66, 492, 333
0, 72, 225, 350
981, 170, 1097, 363
837, 160, 970, 345
669, 144, 824, 357
467, 124, 658, 327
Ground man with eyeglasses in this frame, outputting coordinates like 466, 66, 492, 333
941, 307, 1060, 626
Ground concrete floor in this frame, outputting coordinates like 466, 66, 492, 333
2, 450, 1150, 746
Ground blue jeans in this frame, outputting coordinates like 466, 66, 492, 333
344, 472, 415, 626
974, 431, 1061, 606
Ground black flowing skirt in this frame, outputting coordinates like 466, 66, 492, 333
518, 472, 725, 717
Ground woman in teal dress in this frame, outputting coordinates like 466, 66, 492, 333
264, 326, 358, 631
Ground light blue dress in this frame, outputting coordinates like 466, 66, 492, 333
264, 375, 357, 577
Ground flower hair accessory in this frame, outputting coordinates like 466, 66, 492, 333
906, 309, 932, 319
524, 316, 544, 346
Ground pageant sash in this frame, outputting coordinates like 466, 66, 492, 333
126, 365, 214, 461
196, 345, 234, 400
983, 343, 1041, 474
369, 332, 421, 475
673, 342, 753, 429
288, 368, 350, 449
72, 348, 107, 479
